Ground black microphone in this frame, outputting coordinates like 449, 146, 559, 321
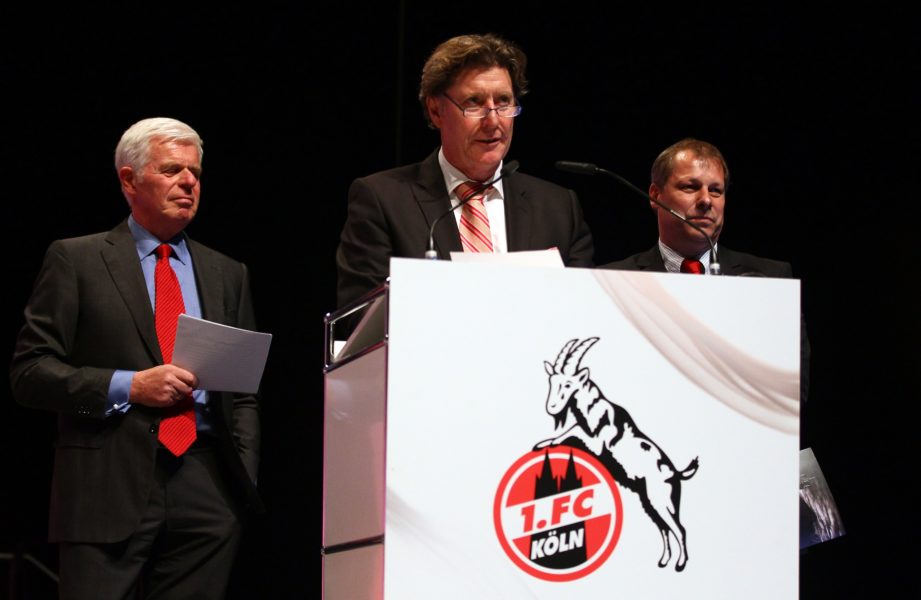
556, 160, 721, 275
424, 160, 520, 259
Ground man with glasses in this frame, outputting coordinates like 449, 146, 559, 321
336, 33, 594, 308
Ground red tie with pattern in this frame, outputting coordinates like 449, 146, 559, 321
455, 181, 494, 253
680, 258, 706, 274
154, 243, 197, 456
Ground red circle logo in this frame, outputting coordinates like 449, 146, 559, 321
493, 447, 623, 581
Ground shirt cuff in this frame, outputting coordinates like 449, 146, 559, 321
106, 370, 135, 416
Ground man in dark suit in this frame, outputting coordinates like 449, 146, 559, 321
10, 117, 261, 599
607, 241, 797, 278
336, 33, 594, 308
601, 138, 810, 400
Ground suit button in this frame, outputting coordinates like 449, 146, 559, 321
149, 424, 158, 434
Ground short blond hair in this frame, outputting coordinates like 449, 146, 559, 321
651, 138, 729, 188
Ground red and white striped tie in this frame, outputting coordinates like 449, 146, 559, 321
455, 181, 494, 253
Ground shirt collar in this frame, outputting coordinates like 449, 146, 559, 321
437, 147, 506, 202
128, 215, 190, 265
658, 239, 717, 274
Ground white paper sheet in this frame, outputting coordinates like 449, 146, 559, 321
448, 248, 564, 267
172, 314, 272, 393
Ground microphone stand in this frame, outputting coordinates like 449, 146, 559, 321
424, 160, 520, 259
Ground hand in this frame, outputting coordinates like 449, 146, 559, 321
129, 365, 198, 408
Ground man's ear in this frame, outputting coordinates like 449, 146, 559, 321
426, 96, 442, 129
118, 166, 137, 201
648, 183, 660, 212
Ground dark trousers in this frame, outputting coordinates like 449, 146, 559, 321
58, 444, 242, 600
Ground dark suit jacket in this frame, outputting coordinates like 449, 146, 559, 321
601, 244, 811, 402
10, 220, 262, 544
336, 150, 595, 308
602, 244, 794, 277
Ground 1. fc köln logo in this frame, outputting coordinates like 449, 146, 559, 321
494, 337, 699, 580
493, 447, 623, 582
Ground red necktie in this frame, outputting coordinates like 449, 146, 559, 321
154, 243, 196, 456
680, 258, 705, 274
455, 181, 494, 253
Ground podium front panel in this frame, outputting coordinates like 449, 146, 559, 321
323, 345, 387, 548
322, 543, 384, 600
384, 259, 800, 599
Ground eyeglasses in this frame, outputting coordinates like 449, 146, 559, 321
442, 94, 523, 119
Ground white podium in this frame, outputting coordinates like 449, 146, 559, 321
322, 259, 801, 599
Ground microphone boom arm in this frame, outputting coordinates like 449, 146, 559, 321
556, 161, 721, 275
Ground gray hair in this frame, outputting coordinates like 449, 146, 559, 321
114, 117, 203, 175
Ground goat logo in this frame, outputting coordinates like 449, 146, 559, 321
536, 337, 699, 573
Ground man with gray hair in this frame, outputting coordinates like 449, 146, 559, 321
11, 117, 262, 598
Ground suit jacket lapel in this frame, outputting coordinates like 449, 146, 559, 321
635, 245, 666, 271
101, 221, 162, 363
414, 150, 461, 260
714, 246, 742, 275
187, 239, 224, 322
504, 172, 530, 252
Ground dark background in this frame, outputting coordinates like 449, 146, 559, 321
2, 3, 917, 598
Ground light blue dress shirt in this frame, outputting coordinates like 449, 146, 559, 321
106, 216, 212, 433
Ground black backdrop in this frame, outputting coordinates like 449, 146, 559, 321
2, 3, 917, 598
